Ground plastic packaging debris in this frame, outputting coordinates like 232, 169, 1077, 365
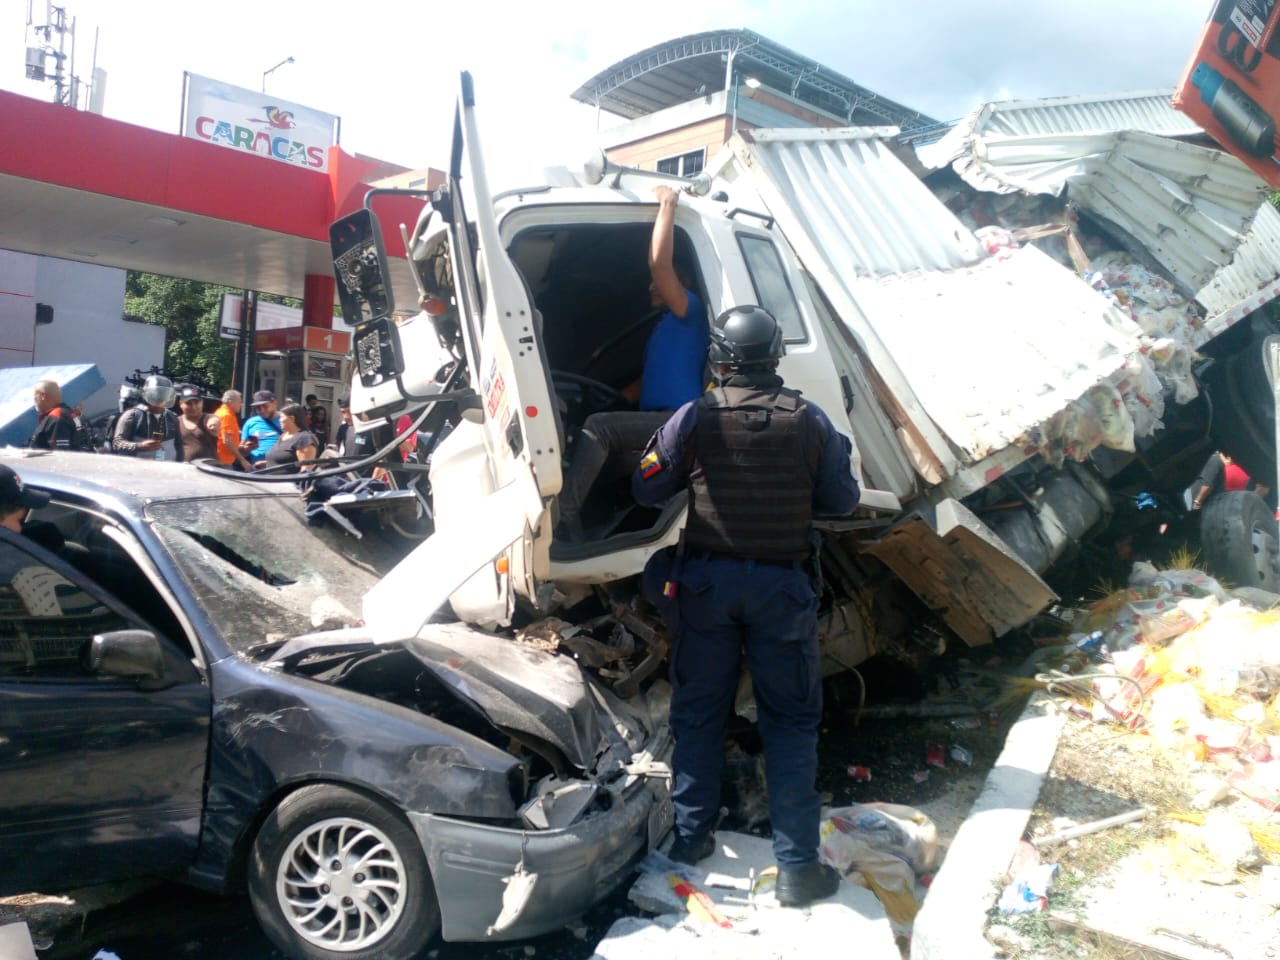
997, 862, 1058, 914
1200, 809, 1263, 871
818, 803, 938, 932
1189, 774, 1232, 811
924, 742, 945, 768
847, 764, 872, 781
666, 873, 733, 928
912, 770, 930, 783
949, 745, 973, 766
949, 716, 983, 729
1005, 839, 1040, 881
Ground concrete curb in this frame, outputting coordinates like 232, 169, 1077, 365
910, 693, 1066, 960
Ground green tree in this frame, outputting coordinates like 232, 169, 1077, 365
125, 272, 306, 392
125, 272, 237, 389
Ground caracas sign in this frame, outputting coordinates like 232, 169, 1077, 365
182, 72, 339, 172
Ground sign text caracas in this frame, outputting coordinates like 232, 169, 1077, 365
182, 72, 339, 172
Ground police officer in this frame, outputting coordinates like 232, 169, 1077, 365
632, 305, 860, 908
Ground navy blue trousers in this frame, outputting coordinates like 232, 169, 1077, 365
667, 553, 822, 865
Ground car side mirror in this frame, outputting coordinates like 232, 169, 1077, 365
331, 209, 395, 326
87, 629, 165, 682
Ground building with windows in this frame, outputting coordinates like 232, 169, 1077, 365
572, 29, 939, 175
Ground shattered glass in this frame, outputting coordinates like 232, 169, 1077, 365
146, 496, 402, 653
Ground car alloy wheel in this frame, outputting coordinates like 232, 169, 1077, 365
277, 815, 407, 951
250, 784, 439, 960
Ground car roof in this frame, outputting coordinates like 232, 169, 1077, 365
0, 449, 290, 509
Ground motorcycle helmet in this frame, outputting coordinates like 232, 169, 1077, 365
118, 383, 143, 412
708, 305, 785, 368
141, 374, 176, 408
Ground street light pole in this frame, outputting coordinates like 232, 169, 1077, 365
261, 56, 294, 93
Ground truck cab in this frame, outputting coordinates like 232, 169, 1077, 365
333, 72, 1058, 680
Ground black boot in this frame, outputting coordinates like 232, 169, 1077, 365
668, 832, 715, 865
775, 861, 840, 907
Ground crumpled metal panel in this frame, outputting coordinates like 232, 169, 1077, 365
914, 91, 1272, 299
718, 129, 1143, 463
848, 245, 1139, 460
1195, 201, 1280, 334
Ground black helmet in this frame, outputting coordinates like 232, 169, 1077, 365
708, 305, 784, 368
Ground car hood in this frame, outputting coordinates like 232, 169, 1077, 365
402, 622, 654, 776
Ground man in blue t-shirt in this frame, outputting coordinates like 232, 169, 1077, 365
556, 185, 710, 541
241, 390, 283, 466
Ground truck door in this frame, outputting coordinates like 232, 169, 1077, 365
361, 72, 561, 638
446, 71, 561, 589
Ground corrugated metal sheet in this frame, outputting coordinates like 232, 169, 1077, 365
1196, 201, 1280, 334
735, 127, 986, 276
915, 90, 1274, 302
967, 89, 1200, 138
716, 130, 1143, 464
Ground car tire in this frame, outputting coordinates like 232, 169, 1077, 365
248, 783, 440, 960
1200, 490, 1280, 591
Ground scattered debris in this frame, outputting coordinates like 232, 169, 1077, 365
949, 745, 973, 766
1031, 807, 1148, 848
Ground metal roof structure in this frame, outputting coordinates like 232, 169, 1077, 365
571, 29, 937, 131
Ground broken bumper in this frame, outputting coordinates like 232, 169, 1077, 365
410, 776, 672, 941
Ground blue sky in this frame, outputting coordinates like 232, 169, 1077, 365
3, 0, 1214, 187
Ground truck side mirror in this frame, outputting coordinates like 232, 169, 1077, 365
331, 209, 395, 327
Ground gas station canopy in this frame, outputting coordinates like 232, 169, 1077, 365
0, 90, 427, 311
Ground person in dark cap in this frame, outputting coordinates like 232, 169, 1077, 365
241, 390, 282, 467
176, 385, 221, 462
0, 463, 52, 535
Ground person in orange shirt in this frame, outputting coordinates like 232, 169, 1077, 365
212, 389, 256, 471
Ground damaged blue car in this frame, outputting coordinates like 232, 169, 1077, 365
0, 452, 674, 960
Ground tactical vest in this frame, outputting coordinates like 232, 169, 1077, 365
683, 384, 818, 561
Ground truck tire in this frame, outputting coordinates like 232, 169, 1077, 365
1204, 340, 1275, 482
1199, 490, 1280, 591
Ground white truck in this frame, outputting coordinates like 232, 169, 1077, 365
329, 74, 1279, 692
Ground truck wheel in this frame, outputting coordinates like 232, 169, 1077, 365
1200, 491, 1280, 591
1204, 341, 1275, 482
248, 784, 440, 960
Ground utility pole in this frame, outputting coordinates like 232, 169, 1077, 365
25, 3, 98, 109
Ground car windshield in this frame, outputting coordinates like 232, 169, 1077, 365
147, 495, 398, 654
